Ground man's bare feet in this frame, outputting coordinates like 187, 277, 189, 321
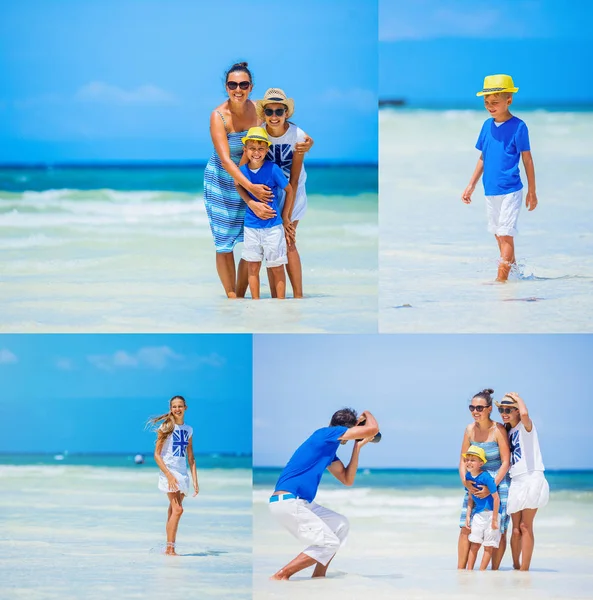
270, 569, 289, 580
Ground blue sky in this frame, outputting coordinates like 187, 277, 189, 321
253, 334, 592, 470
0, 334, 252, 454
0, 0, 377, 164
379, 0, 593, 106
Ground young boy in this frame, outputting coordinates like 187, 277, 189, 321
462, 74, 538, 282
238, 127, 294, 299
463, 445, 501, 570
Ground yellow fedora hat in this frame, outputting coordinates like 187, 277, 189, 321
476, 74, 519, 97
241, 126, 272, 147
463, 445, 487, 464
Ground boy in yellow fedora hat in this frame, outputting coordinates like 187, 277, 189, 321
463, 445, 502, 570
238, 127, 294, 299
462, 74, 538, 282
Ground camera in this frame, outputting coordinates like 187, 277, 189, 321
355, 418, 382, 443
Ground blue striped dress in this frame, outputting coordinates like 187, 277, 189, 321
459, 439, 511, 534
203, 112, 246, 253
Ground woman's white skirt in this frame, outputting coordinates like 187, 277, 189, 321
507, 470, 549, 514
158, 469, 190, 496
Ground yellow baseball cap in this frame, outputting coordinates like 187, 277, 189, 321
463, 445, 487, 464
476, 74, 519, 97
241, 126, 271, 146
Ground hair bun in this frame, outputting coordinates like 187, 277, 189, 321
482, 388, 494, 396
235, 61, 248, 68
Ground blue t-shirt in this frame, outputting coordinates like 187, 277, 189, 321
239, 160, 288, 229
476, 116, 530, 196
274, 426, 348, 502
466, 470, 500, 514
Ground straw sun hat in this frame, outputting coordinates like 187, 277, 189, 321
463, 445, 487, 464
241, 126, 271, 146
494, 394, 519, 409
476, 74, 519, 97
256, 88, 295, 119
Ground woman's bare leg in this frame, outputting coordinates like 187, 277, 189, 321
491, 532, 507, 570
286, 221, 303, 298
511, 512, 522, 569
236, 258, 248, 298
215, 252, 237, 298
458, 526, 471, 569
519, 508, 538, 571
165, 492, 185, 555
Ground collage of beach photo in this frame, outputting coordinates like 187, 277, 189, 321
1, 1, 592, 599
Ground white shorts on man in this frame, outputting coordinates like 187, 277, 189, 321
468, 510, 502, 548
269, 494, 349, 566
242, 224, 287, 267
485, 189, 522, 237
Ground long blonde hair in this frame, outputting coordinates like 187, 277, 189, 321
147, 395, 187, 442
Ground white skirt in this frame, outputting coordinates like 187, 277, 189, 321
158, 469, 190, 496
507, 471, 549, 514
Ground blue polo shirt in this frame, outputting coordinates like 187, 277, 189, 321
466, 470, 500, 514
476, 116, 530, 196
239, 160, 288, 229
274, 426, 348, 502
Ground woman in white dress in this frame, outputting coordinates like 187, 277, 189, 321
148, 396, 199, 555
497, 392, 549, 571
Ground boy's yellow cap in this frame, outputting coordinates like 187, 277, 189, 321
476, 74, 519, 97
241, 126, 271, 147
463, 445, 487, 464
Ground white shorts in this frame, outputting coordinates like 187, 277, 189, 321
468, 510, 502, 548
242, 224, 287, 268
269, 495, 349, 566
507, 471, 549, 514
158, 469, 190, 496
485, 189, 522, 237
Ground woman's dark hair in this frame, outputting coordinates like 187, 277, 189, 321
330, 407, 358, 428
471, 388, 494, 406
225, 61, 253, 84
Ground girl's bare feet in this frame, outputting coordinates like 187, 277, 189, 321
165, 542, 178, 556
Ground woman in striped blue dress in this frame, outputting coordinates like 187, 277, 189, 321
458, 388, 511, 570
204, 62, 277, 298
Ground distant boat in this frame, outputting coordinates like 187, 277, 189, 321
54, 454, 65, 461
379, 98, 406, 107
134, 454, 145, 464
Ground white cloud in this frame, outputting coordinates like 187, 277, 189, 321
321, 88, 376, 112
87, 347, 225, 371
0, 349, 18, 364
55, 357, 75, 370
74, 81, 178, 105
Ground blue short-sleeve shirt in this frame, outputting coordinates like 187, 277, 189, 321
239, 160, 288, 229
274, 426, 348, 502
476, 116, 530, 196
466, 470, 500, 514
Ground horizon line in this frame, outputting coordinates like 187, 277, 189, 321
253, 465, 593, 473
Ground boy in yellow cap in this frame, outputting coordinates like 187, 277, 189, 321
461, 74, 538, 282
238, 127, 294, 299
463, 445, 502, 570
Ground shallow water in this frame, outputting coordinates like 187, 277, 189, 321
253, 482, 593, 599
0, 166, 377, 333
379, 109, 593, 333
0, 465, 252, 600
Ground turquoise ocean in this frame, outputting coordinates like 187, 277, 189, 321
0, 454, 252, 600
253, 467, 593, 599
0, 164, 377, 333
380, 108, 593, 333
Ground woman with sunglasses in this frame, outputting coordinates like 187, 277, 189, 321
204, 63, 311, 298
458, 388, 511, 570
497, 392, 549, 571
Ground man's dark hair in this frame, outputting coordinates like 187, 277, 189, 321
330, 407, 358, 428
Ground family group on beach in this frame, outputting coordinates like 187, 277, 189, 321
203, 62, 313, 300
262, 391, 547, 579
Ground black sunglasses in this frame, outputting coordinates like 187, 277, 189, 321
227, 81, 251, 90
498, 407, 516, 414
264, 108, 286, 117
468, 405, 488, 412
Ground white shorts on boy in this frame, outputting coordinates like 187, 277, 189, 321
485, 189, 522, 237
468, 510, 501, 548
269, 495, 349, 566
507, 471, 549, 514
242, 224, 287, 268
